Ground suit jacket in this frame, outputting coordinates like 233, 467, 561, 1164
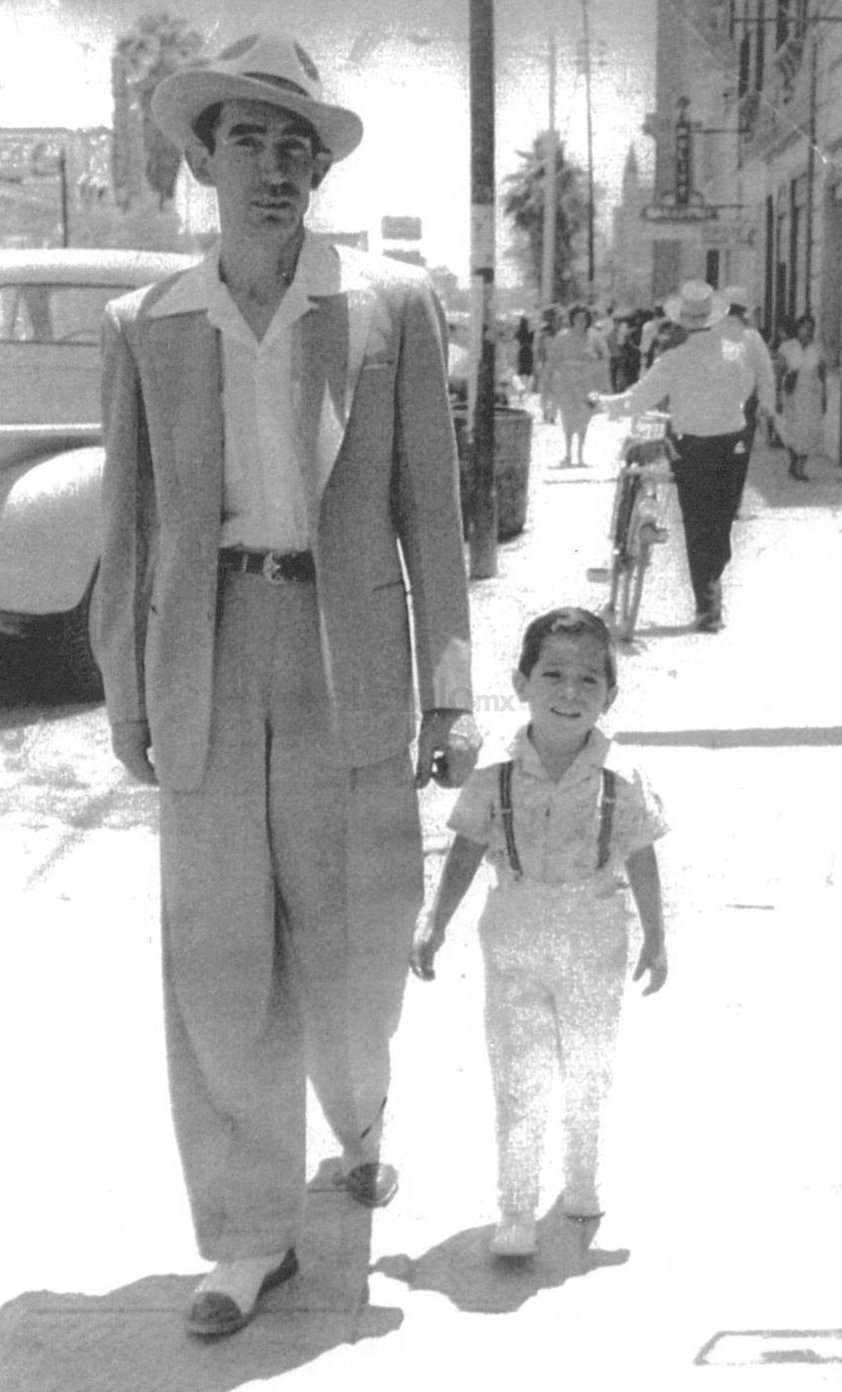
96, 239, 472, 790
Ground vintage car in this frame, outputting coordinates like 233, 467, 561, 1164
0, 247, 198, 698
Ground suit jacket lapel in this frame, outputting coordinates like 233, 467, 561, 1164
149, 313, 224, 528
296, 261, 377, 516
147, 247, 377, 534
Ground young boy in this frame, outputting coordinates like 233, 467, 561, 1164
412, 608, 668, 1257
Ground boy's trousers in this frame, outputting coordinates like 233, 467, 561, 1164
479, 879, 630, 1217
158, 572, 423, 1260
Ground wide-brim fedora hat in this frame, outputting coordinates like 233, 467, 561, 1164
151, 32, 364, 161
664, 279, 729, 331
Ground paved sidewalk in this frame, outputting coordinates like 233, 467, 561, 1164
2, 406, 841, 1391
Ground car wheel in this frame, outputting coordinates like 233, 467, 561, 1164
37, 572, 104, 703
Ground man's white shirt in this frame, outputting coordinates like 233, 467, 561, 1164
150, 232, 341, 551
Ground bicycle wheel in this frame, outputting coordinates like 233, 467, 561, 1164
604, 471, 638, 621
617, 540, 652, 641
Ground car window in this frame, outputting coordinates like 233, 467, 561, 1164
0, 283, 133, 344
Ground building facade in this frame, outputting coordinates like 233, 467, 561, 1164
610, 145, 656, 306
612, 0, 842, 360
0, 128, 111, 247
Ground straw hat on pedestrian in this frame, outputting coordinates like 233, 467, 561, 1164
722, 285, 750, 312
151, 31, 364, 160
664, 280, 728, 331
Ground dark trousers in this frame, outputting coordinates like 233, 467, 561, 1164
672, 432, 744, 616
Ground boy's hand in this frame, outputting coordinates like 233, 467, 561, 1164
632, 943, 668, 995
411, 916, 445, 982
415, 710, 482, 789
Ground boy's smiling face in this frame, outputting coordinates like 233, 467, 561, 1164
513, 634, 616, 753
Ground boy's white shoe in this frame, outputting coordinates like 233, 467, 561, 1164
561, 1186, 603, 1221
489, 1213, 537, 1257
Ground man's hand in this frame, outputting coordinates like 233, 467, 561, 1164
415, 709, 482, 789
410, 914, 445, 982
632, 942, 668, 996
111, 721, 158, 785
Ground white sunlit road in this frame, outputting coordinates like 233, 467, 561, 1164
1, 406, 841, 1391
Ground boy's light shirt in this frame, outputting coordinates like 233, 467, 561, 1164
448, 725, 667, 886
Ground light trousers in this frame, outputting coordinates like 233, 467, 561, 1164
479, 878, 630, 1217
158, 572, 423, 1260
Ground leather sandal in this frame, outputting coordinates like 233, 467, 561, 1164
337, 1161, 399, 1208
185, 1247, 299, 1338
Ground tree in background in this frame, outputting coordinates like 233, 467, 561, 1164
72, 191, 186, 251
502, 135, 591, 305
112, 13, 204, 210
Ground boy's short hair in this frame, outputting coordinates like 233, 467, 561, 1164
518, 607, 617, 687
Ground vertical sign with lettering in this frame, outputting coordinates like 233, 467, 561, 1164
675, 98, 692, 206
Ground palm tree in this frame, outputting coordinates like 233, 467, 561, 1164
503, 135, 590, 304
113, 14, 205, 208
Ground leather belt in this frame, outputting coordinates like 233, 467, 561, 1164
218, 547, 316, 584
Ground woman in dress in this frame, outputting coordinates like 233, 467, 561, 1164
776, 313, 827, 481
547, 305, 609, 466
514, 314, 535, 393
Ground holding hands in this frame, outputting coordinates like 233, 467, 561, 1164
415, 708, 482, 789
632, 941, 668, 995
112, 720, 158, 785
410, 913, 445, 981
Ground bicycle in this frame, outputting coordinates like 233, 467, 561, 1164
590, 411, 677, 643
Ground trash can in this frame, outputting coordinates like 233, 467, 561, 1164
451, 405, 533, 541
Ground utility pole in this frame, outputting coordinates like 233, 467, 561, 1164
468, 0, 497, 578
805, 12, 818, 316
58, 148, 70, 247
541, 31, 557, 309
580, 0, 595, 292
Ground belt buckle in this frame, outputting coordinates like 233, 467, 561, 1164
262, 551, 287, 584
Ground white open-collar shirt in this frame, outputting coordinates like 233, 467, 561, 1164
159, 231, 336, 551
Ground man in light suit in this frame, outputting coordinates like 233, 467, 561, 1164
96, 32, 480, 1338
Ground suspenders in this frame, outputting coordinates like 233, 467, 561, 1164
497, 761, 616, 881
498, 761, 523, 878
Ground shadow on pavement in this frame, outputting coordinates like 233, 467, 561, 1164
0, 1278, 402, 1392
373, 1197, 629, 1315
0, 1179, 404, 1392
615, 726, 842, 747
748, 445, 842, 509
617, 621, 697, 646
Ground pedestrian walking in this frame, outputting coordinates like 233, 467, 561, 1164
96, 29, 480, 1339
605, 307, 638, 391
718, 286, 776, 512
638, 304, 664, 368
412, 608, 668, 1259
775, 313, 827, 482
547, 305, 609, 466
514, 313, 535, 393
595, 280, 760, 633
537, 307, 559, 423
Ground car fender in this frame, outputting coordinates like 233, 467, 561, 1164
0, 445, 103, 614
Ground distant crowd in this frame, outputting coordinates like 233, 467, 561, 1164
447, 296, 828, 481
